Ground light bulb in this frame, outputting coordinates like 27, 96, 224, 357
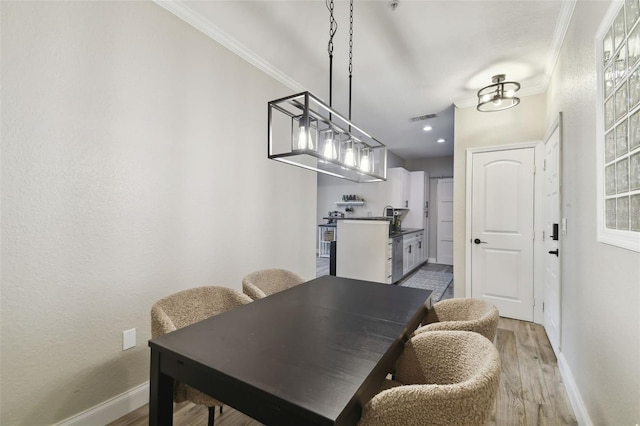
506, 89, 515, 98
360, 150, 371, 172
492, 98, 502, 106
322, 130, 337, 159
297, 125, 308, 150
481, 94, 492, 103
344, 147, 355, 167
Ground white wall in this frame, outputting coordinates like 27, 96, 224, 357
454, 2, 640, 423
316, 150, 405, 226
453, 93, 547, 297
544, 1, 640, 423
0, 2, 316, 424
405, 156, 453, 260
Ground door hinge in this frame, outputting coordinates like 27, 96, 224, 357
542, 302, 545, 312
543, 159, 546, 171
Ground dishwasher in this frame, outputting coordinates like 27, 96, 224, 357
392, 235, 404, 283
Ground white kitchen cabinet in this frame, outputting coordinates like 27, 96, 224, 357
403, 231, 426, 275
387, 167, 411, 209
403, 171, 429, 264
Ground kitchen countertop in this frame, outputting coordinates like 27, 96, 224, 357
324, 218, 423, 237
389, 228, 423, 237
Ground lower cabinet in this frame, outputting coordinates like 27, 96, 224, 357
403, 231, 427, 275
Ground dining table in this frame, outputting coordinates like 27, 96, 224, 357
148, 275, 432, 425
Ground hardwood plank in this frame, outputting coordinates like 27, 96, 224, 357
533, 322, 557, 365
107, 403, 262, 426
514, 327, 546, 405
489, 327, 527, 426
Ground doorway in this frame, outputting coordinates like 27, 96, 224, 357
466, 144, 542, 321
436, 178, 454, 265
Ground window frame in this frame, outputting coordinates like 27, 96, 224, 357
596, 0, 640, 252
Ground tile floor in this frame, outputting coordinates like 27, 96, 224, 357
316, 256, 453, 300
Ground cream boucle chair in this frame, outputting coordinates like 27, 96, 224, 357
415, 297, 499, 342
241, 268, 306, 301
359, 330, 501, 426
151, 286, 252, 426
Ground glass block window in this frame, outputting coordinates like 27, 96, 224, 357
598, 0, 640, 251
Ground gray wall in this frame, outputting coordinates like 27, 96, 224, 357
405, 156, 454, 260
1, 2, 316, 424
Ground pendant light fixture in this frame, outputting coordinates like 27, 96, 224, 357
476, 74, 521, 112
267, 0, 387, 183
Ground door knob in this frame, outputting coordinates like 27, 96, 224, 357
548, 249, 559, 256
473, 238, 487, 244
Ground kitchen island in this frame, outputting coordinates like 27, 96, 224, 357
336, 219, 426, 284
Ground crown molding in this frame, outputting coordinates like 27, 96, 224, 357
153, 0, 305, 93
541, 0, 578, 89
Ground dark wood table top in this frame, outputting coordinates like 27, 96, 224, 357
149, 275, 431, 425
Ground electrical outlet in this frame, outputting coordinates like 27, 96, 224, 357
123, 328, 136, 351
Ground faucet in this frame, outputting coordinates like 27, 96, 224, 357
382, 205, 394, 217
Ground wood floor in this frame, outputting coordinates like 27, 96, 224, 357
109, 318, 576, 426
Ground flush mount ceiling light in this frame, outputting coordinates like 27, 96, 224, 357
437, 138, 446, 143
476, 74, 521, 112
268, 0, 387, 183
422, 125, 433, 132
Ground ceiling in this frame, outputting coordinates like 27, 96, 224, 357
158, 0, 575, 160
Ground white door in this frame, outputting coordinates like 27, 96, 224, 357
471, 148, 535, 321
423, 173, 430, 262
437, 178, 454, 265
544, 121, 562, 355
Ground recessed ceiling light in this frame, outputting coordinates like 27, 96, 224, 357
422, 125, 432, 132
437, 138, 446, 143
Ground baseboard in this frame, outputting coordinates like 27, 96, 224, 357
557, 353, 593, 426
427, 257, 436, 264
55, 381, 149, 426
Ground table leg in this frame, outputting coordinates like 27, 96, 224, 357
149, 349, 174, 426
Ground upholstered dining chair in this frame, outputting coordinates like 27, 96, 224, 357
358, 330, 501, 426
241, 268, 306, 301
415, 297, 500, 342
151, 286, 252, 426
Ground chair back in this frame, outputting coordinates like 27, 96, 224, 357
359, 330, 501, 426
151, 286, 251, 338
418, 297, 499, 341
242, 268, 305, 300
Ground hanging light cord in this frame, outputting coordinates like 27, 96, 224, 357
348, 0, 354, 121
326, 0, 337, 108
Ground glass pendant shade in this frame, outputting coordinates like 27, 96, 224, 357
341, 139, 358, 168
292, 113, 317, 151
320, 129, 338, 160
477, 74, 521, 112
360, 148, 372, 173
268, 91, 387, 182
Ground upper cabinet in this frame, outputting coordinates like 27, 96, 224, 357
387, 167, 411, 209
